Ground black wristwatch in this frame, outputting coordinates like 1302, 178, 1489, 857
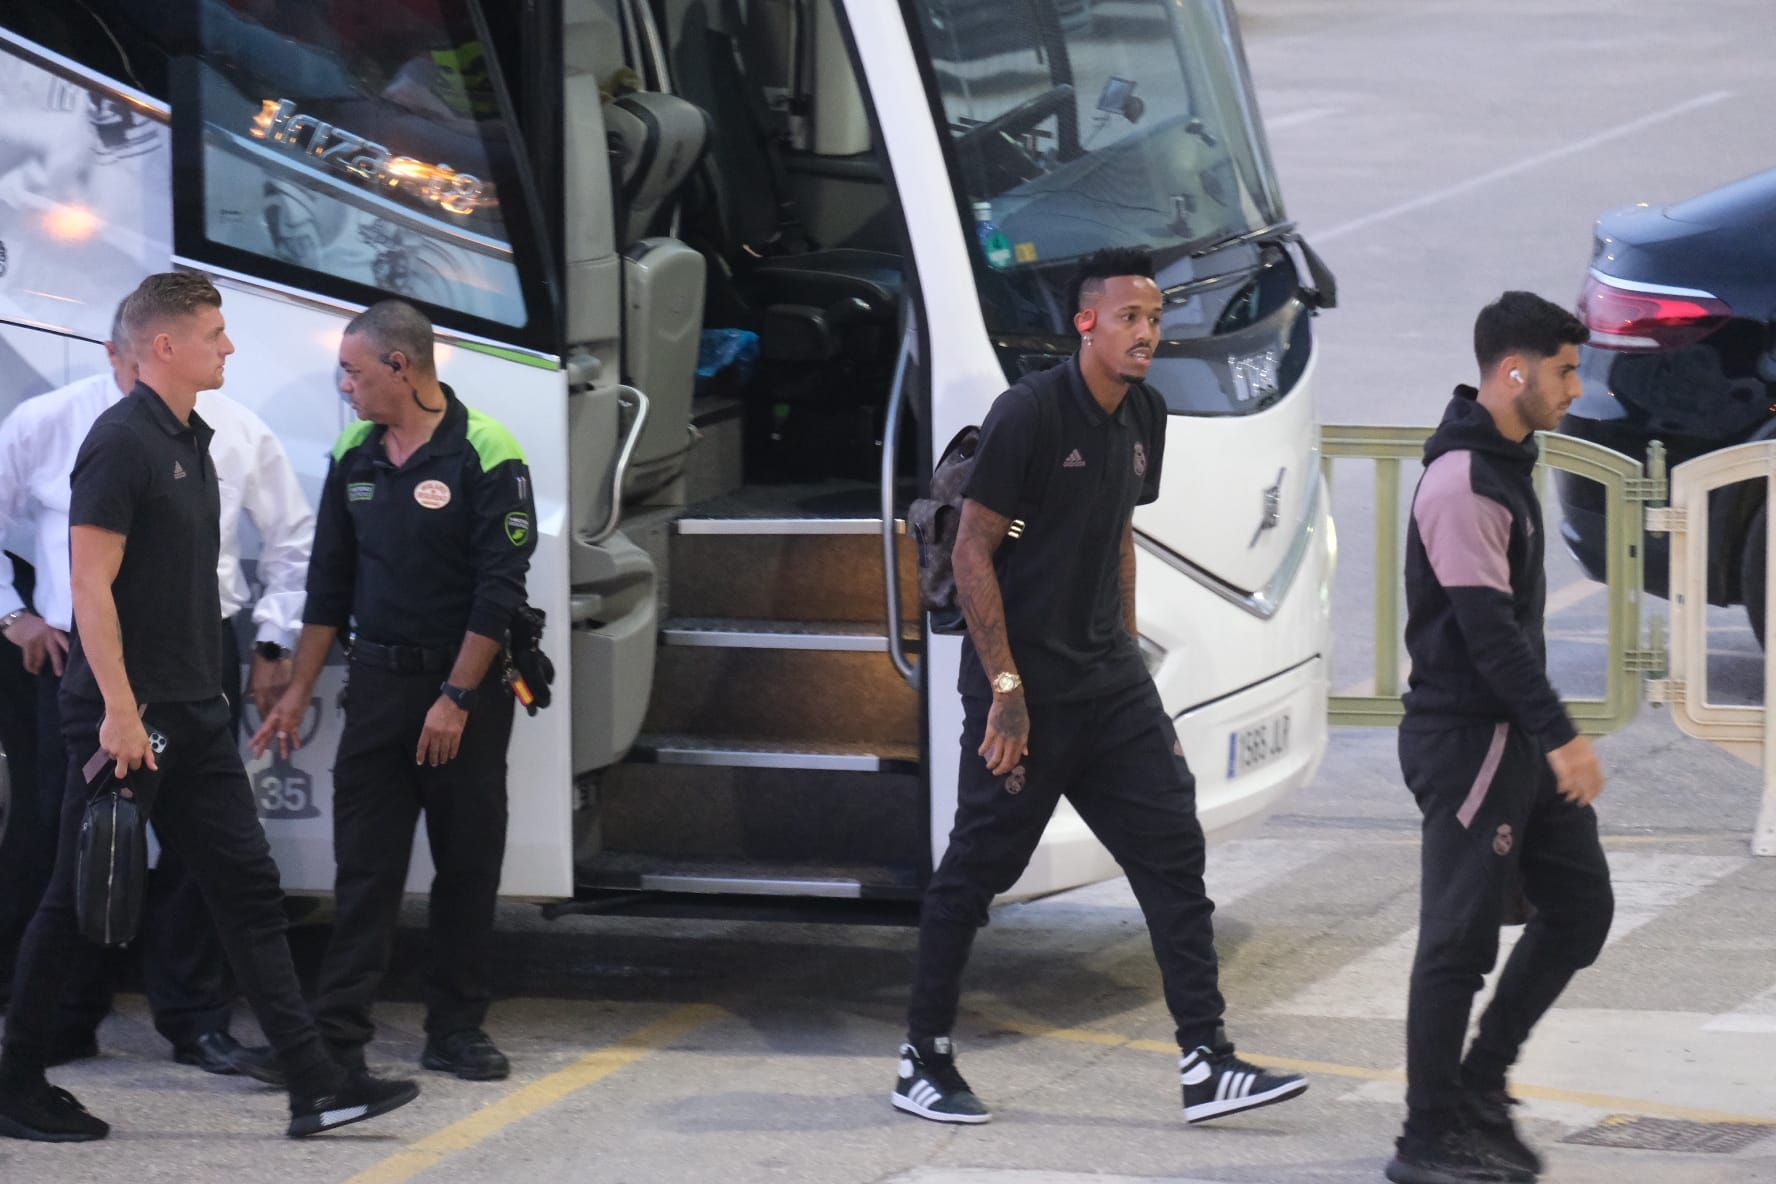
255, 641, 288, 661
439, 681, 479, 711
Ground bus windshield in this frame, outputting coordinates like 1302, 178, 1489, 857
911, 0, 1284, 276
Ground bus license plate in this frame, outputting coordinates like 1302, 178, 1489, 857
1227, 710, 1291, 779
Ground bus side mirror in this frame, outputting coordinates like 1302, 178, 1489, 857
1294, 235, 1338, 311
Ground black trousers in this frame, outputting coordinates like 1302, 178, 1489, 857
313, 660, 513, 1062
24, 627, 241, 1047
1, 695, 336, 1088
1400, 720, 1614, 1119
907, 678, 1225, 1051
0, 659, 55, 1002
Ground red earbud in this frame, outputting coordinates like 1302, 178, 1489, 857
1079, 309, 1096, 331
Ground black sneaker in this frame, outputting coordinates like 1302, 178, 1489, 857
175, 1031, 287, 1087
891, 1037, 990, 1124
0, 1080, 109, 1142
1385, 1121, 1537, 1184
1462, 1087, 1542, 1175
421, 1029, 510, 1081
1179, 1045, 1308, 1123
287, 1071, 420, 1138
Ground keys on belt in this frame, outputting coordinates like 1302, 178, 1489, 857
349, 639, 453, 674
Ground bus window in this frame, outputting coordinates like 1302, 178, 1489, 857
173, 0, 554, 347
0, 30, 171, 343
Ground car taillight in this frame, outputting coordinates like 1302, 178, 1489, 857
1578, 271, 1732, 352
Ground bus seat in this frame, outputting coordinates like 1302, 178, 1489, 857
606, 91, 711, 502
607, 91, 713, 244
669, 0, 902, 381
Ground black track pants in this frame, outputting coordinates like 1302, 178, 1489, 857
1400, 719, 1614, 1118
908, 679, 1224, 1051
2, 696, 336, 1090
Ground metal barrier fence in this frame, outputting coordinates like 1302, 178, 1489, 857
1321, 423, 1775, 855
1320, 426, 1662, 735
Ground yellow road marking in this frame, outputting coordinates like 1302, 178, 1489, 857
985, 1014, 1776, 1127
343, 1004, 724, 1184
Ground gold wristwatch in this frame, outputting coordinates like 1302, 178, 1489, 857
991, 671, 1022, 695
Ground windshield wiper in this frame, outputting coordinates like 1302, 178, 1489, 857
1162, 220, 1339, 311
1183, 219, 1296, 259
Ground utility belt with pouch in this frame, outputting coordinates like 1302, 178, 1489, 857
75, 745, 154, 948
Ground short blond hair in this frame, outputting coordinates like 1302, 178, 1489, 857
118, 271, 222, 354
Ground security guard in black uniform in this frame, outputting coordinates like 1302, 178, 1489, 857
254, 300, 536, 1082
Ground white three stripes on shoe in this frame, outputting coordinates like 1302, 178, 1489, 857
318, 1104, 369, 1127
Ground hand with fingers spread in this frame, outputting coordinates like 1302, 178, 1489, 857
250, 686, 310, 762
1546, 734, 1604, 806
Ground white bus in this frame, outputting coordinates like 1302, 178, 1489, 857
0, 0, 1333, 914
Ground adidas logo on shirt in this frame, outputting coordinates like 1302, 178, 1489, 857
1062, 449, 1086, 469
172, 461, 187, 479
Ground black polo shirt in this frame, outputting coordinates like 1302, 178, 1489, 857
958, 355, 1166, 704
61, 382, 223, 709
304, 386, 537, 651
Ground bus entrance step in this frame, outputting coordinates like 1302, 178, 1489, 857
627, 734, 919, 774
659, 617, 920, 653
576, 853, 922, 900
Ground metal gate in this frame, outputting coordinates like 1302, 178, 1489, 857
1646, 439, 1776, 856
1321, 426, 1663, 734
1322, 423, 1776, 856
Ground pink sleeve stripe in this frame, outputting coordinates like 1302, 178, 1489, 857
1413, 451, 1512, 593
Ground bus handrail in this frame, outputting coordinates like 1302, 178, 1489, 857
589, 385, 650, 546
881, 323, 918, 689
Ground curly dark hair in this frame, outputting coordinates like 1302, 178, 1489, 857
1474, 290, 1589, 372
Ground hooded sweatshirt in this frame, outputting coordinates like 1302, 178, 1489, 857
1401, 385, 1577, 752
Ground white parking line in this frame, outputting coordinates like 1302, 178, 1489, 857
1314, 91, 1733, 244
1269, 852, 1742, 1020
1705, 981, 1776, 1034
1266, 106, 1341, 131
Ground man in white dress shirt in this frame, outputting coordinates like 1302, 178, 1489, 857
0, 301, 314, 1080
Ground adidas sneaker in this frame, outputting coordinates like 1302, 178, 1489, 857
1179, 1045, 1308, 1123
287, 1070, 420, 1137
891, 1037, 990, 1125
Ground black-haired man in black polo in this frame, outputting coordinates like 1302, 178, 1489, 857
255, 299, 535, 1084
0, 272, 419, 1143
892, 248, 1309, 1128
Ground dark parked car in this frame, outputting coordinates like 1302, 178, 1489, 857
1556, 167, 1776, 644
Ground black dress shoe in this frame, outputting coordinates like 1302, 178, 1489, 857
287, 1071, 419, 1137
421, 1029, 510, 1081
174, 1031, 287, 1086
44, 1033, 99, 1068
0, 1080, 109, 1142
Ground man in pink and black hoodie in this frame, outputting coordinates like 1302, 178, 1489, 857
1386, 292, 1613, 1184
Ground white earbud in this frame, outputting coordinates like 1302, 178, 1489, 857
1510, 368, 1523, 383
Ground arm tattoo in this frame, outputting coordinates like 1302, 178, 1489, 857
1120, 520, 1137, 638
953, 499, 1019, 687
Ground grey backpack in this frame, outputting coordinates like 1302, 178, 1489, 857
907, 385, 1060, 635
